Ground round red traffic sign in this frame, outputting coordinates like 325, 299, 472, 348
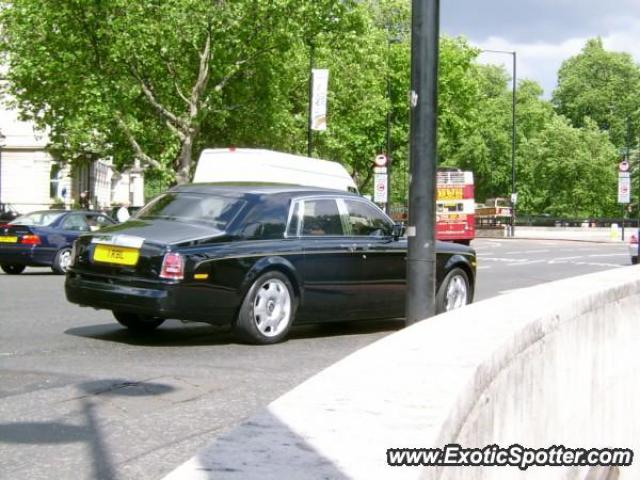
619, 160, 630, 172
374, 154, 387, 167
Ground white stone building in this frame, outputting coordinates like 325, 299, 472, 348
0, 107, 54, 212
0, 102, 145, 213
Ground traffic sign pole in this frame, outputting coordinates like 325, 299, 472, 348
619, 160, 632, 241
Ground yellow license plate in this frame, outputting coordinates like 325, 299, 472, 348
0, 236, 17, 243
93, 244, 140, 266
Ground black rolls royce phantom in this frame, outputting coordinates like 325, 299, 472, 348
65, 184, 476, 344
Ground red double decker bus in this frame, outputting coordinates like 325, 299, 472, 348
436, 168, 475, 244
389, 168, 475, 245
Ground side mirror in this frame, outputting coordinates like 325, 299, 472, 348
392, 223, 405, 240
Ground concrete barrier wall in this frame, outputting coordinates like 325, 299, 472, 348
165, 267, 640, 480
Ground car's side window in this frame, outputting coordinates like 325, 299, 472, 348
344, 199, 393, 237
300, 199, 343, 236
62, 214, 89, 231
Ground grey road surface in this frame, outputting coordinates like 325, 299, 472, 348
0, 239, 631, 480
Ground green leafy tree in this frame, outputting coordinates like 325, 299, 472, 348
0, 0, 355, 184
553, 38, 640, 150
519, 116, 618, 217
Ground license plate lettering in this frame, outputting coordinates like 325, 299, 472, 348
93, 244, 139, 266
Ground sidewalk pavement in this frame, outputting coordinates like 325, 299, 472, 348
480, 226, 634, 244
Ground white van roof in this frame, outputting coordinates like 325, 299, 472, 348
193, 148, 358, 192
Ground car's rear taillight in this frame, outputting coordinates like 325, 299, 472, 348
631, 234, 638, 245
21, 234, 41, 245
160, 252, 185, 280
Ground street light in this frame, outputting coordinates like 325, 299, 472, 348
384, 26, 407, 215
480, 49, 517, 237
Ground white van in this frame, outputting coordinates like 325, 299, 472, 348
192, 148, 358, 193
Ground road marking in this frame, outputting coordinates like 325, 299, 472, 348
499, 288, 522, 295
506, 260, 546, 267
481, 257, 528, 263
503, 249, 550, 255
548, 256, 583, 262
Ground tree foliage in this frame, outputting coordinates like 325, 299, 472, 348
553, 38, 640, 150
0, 2, 631, 217
0, 0, 356, 183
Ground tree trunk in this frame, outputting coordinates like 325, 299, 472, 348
175, 135, 193, 185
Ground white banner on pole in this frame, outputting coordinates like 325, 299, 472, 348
618, 172, 631, 204
311, 69, 329, 131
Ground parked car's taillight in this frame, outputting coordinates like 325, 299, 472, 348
631, 234, 638, 245
21, 234, 41, 245
160, 252, 185, 280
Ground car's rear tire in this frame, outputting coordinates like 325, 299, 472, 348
632, 256, 638, 265
234, 271, 296, 345
1, 264, 26, 275
113, 311, 165, 332
52, 248, 72, 274
436, 267, 471, 314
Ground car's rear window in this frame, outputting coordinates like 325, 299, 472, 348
11, 211, 65, 226
136, 193, 246, 229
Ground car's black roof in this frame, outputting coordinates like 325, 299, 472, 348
171, 182, 360, 198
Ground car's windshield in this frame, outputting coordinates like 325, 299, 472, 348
11, 211, 65, 226
136, 193, 246, 229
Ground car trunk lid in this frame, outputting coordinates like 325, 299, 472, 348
0, 224, 38, 246
70, 219, 226, 280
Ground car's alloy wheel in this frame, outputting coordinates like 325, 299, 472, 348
436, 267, 470, 314
235, 271, 296, 344
113, 311, 165, 332
1, 263, 26, 275
52, 248, 72, 274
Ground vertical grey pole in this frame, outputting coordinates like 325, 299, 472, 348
511, 51, 517, 237
307, 43, 315, 158
406, 0, 439, 326
386, 38, 393, 215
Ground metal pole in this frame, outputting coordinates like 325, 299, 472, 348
406, 0, 439, 326
511, 51, 517, 237
637, 136, 640, 260
386, 41, 392, 215
622, 204, 625, 241
307, 42, 315, 158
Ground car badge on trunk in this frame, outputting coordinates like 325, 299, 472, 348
91, 234, 145, 249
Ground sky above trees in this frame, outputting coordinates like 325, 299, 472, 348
441, 0, 640, 97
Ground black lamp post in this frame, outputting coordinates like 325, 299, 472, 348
480, 49, 517, 237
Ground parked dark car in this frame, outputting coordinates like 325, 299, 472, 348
65, 184, 476, 344
0, 210, 117, 274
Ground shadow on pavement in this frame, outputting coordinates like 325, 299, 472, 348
64, 318, 403, 347
0, 379, 176, 480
